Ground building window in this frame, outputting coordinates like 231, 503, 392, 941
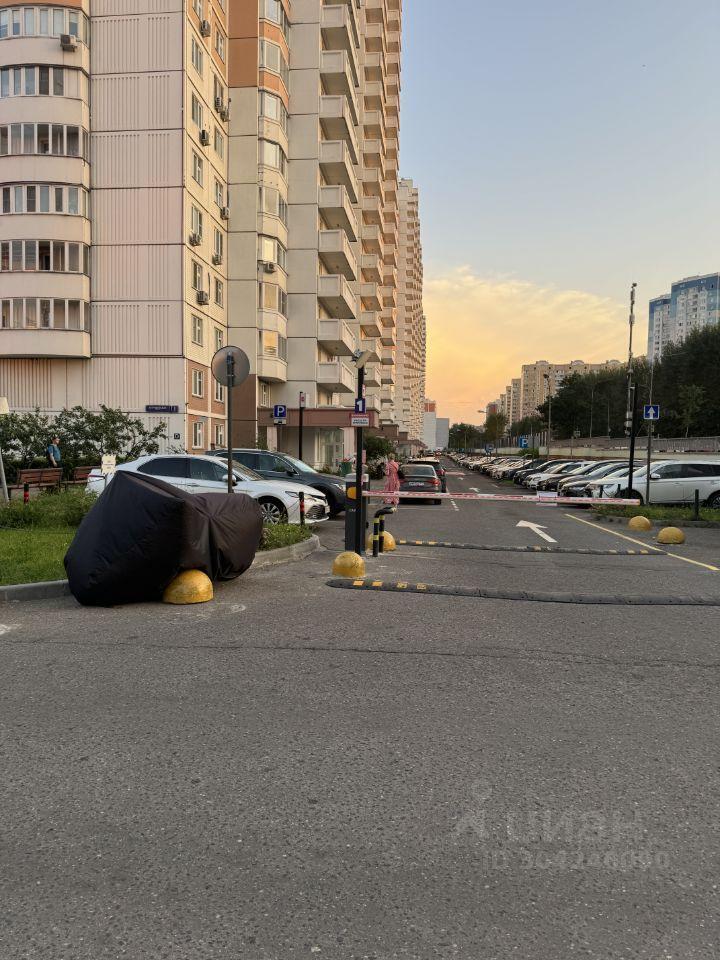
191, 36, 203, 74
192, 420, 204, 449
192, 151, 203, 185
0, 122, 87, 158
259, 39, 289, 88
191, 260, 203, 290
214, 29, 225, 62
0, 297, 90, 330
214, 423, 224, 446
214, 278, 224, 306
259, 381, 270, 407
213, 228, 223, 262
191, 205, 203, 238
215, 327, 224, 351
191, 92, 203, 128
258, 138, 287, 176
0, 7, 89, 42
258, 185, 288, 224
192, 369, 205, 397
258, 234, 287, 271
259, 330, 287, 360
213, 75, 225, 106
0, 240, 90, 274
213, 179, 224, 208
213, 127, 224, 157
192, 0, 203, 19
260, 0, 290, 41
191, 314, 203, 345
214, 380, 224, 403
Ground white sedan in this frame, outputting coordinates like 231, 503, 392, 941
86, 454, 329, 525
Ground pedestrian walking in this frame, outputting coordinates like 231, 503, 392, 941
383, 453, 400, 504
46, 436, 62, 469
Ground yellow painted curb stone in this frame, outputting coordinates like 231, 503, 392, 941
628, 515, 652, 531
382, 531, 397, 552
162, 569, 214, 604
657, 526, 686, 545
332, 551, 366, 578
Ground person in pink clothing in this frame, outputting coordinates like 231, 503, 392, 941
383, 455, 401, 504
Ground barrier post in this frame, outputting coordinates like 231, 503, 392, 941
372, 516, 380, 557
694, 488, 700, 522
299, 491, 305, 526
23, 481, 30, 505
379, 514, 386, 553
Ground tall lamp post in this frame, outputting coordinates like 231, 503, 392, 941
543, 373, 552, 456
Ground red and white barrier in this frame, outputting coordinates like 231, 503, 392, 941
362, 491, 640, 506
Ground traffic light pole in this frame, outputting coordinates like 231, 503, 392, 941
354, 365, 365, 555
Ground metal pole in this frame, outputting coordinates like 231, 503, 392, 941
694, 488, 700, 521
226, 353, 235, 495
627, 384, 638, 497
298, 392, 304, 461
589, 385, 594, 442
547, 394, 552, 456
645, 357, 655, 504
353, 365, 365, 555
299, 490, 305, 526
0, 446, 8, 504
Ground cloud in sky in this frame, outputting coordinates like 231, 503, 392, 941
424, 268, 631, 425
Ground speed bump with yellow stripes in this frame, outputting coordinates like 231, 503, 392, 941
327, 577, 720, 606
394, 539, 657, 556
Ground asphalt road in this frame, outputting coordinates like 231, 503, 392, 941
2, 460, 720, 958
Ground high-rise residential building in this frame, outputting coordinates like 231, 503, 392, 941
395, 177, 424, 444
435, 417, 448, 450
492, 359, 621, 424
422, 398, 436, 450
647, 273, 720, 361
0, 0, 424, 469
0, 0, 230, 453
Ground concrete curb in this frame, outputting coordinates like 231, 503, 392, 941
591, 513, 720, 529
0, 535, 320, 603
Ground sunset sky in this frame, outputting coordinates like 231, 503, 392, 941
401, 0, 720, 425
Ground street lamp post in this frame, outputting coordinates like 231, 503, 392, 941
543, 373, 552, 456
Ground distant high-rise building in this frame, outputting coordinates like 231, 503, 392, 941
395, 178, 425, 444
647, 273, 720, 361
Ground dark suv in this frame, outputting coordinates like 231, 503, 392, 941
209, 449, 347, 516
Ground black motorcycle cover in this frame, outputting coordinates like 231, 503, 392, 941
64, 471, 263, 606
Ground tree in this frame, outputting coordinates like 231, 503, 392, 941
509, 415, 543, 439
364, 434, 396, 461
483, 412, 508, 445
677, 385, 705, 438
448, 422, 484, 451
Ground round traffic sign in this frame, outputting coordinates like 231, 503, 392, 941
211, 346, 250, 387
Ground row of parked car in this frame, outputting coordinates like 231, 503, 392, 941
447, 453, 720, 506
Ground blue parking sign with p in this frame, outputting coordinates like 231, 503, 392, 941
273, 404, 287, 419
519, 437, 529, 448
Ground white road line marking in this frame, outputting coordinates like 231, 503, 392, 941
0, 624, 15, 637
516, 520, 557, 544
565, 513, 720, 573
451, 500, 459, 511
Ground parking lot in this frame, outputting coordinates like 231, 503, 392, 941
3, 459, 720, 958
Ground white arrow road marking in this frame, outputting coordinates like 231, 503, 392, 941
469, 487, 479, 493
516, 520, 557, 544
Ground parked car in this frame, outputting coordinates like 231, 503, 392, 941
586, 459, 720, 505
524, 460, 585, 489
210, 448, 346, 516
537, 461, 595, 491
398, 463, 443, 504
557, 461, 627, 496
86, 454, 329, 524
512, 459, 556, 484
408, 457, 447, 491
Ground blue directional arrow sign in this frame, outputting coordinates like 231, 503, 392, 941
643, 404, 660, 421
354, 397, 366, 414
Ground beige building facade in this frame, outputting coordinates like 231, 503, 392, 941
394, 176, 424, 443
1, 0, 424, 467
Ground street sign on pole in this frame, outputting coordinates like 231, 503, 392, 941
354, 397, 366, 414
272, 404, 287, 425
519, 436, 529, 449
350, 414, 370, 428
643, 404, 660, 421
211, 346, 250, 494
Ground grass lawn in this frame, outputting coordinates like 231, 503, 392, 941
594, 504, 720, 523
0, 527, 75, 585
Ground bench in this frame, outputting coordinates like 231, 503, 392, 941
9, 467, 63, 498
65, 466, 93, 486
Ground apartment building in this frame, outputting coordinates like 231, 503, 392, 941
394, 176, 425, 444
0, 0, 422, 468
0, 0, 230, 453
647, 273, 720, 361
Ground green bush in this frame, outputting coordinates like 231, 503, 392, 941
259, 523, 312, 551
594, 504, 718, 522
0, 489, 96, 529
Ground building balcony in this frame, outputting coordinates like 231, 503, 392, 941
318, 185, 358, 240
380, 325, 396, 347
362, 108, 386, 140
381, 367, 395, 385
316, 359, 355, 394
319, 229, 357, 280
0, 328, 90, 358
360, 311, 381, 337
257, 355, 288, 383
360, 282, 381, 312
319, 96, 359, 163
361, 222, 384, 255
380, 284, 396, 308
318, 318, 357, 357
361, 193, 382, 225
319, 140, 358, 203
364, 20, 387, 56
362, 166, 383, 197
321, 4, 360, 60
320, 48, 359, 100
381, 345, 396, 365
360, 337, 380, 362
364, 362, 381, 387
318, 274, 357, 319
361, 253, 382, 283
364, 80, 387, 111
383, 245, 397, 267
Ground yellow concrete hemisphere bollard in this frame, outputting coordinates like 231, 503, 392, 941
162, 569, 214, 604
628, 515, 653, 532
657, 526, 686, 545
332, 551, 366, 578
382, 531, 397, 552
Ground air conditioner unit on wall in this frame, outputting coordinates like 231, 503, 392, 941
200, 19, 211, 36
262, 262, 276, 274
60, 34, 77, 51
196, 291, 210, 305
220, 206, 230, 220
189, 233, 201, 246
214, 96, 224, 112
212, 253, 222, 265
199, 129, 211, 146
